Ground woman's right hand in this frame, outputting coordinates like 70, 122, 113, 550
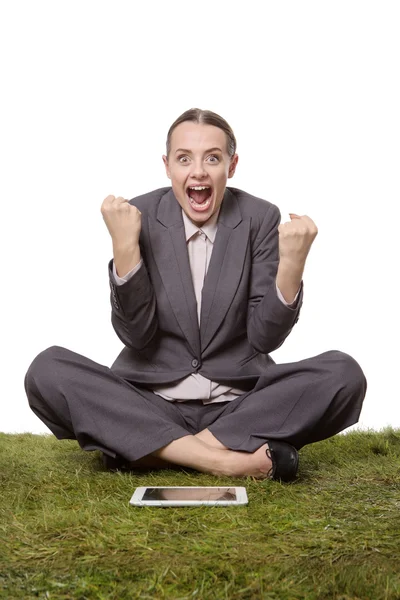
101, 195, 142, 249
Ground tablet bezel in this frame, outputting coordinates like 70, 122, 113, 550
129, 486, 248, 507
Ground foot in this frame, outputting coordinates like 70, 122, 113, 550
265, 440, 299, 482
222, 443, 273, 479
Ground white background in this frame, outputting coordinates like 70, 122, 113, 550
1, 1, 399, 434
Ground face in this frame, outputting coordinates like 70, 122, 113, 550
162, 122, 238, 225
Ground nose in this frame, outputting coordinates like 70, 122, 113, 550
190, 159, 207, 179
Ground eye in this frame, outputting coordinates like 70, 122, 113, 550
207, 155, 220, 163
178, 155, 189, 164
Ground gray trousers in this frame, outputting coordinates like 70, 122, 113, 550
24, 346, 367, 462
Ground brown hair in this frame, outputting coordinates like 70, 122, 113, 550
166, 108, 237, 158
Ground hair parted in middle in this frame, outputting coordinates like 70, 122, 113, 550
166, 108, 237, 158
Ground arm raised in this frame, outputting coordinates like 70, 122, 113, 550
247, 206, 309, 353
101, 195, 158, 350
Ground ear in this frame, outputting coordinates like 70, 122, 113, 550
228, 154, 239, 179
162, 155, 171, 179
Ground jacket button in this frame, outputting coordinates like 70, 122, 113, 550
191, 359, 199, 368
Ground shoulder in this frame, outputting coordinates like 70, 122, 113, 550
128, 187, 171, 215
227, 186, 281, 223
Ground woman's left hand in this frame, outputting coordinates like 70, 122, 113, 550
278, 213, 318, 266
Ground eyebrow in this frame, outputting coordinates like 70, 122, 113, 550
175, 147, 223, 154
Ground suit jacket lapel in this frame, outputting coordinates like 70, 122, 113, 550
149, 189, 200, 357
200, 188, 250, 351
149, 188, 249, 356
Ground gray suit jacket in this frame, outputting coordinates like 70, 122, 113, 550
108, 187, 303, 390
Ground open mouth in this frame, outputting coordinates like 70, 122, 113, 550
186, 185, 213, 212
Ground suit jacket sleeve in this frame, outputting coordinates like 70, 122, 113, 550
247, 204, 303, 353
108, 255, 158, 351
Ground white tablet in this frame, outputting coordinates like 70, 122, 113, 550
130, 486, 248, 507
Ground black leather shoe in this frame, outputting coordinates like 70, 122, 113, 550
102, 453, 128, 471
266, 440, 299, 482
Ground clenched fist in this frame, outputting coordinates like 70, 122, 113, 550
101, 195, 143, 278
101, 195, 142, 249
278, 213, 318, 266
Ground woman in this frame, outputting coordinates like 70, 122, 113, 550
25, 108, 367, 481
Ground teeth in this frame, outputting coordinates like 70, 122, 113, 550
189, 196, 212, 207
189, 186, 210, 191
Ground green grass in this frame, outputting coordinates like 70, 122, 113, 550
1, 430, 400, 600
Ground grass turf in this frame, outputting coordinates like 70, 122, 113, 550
0, 429, 399, 599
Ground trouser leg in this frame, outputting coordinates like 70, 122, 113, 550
206, 350, 367, 451
24, 345, 193, 461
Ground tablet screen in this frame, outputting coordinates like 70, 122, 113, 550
142, 487, 237, 501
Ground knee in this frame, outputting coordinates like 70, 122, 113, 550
326, 350, 367, 396
25, 345, 68, 392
